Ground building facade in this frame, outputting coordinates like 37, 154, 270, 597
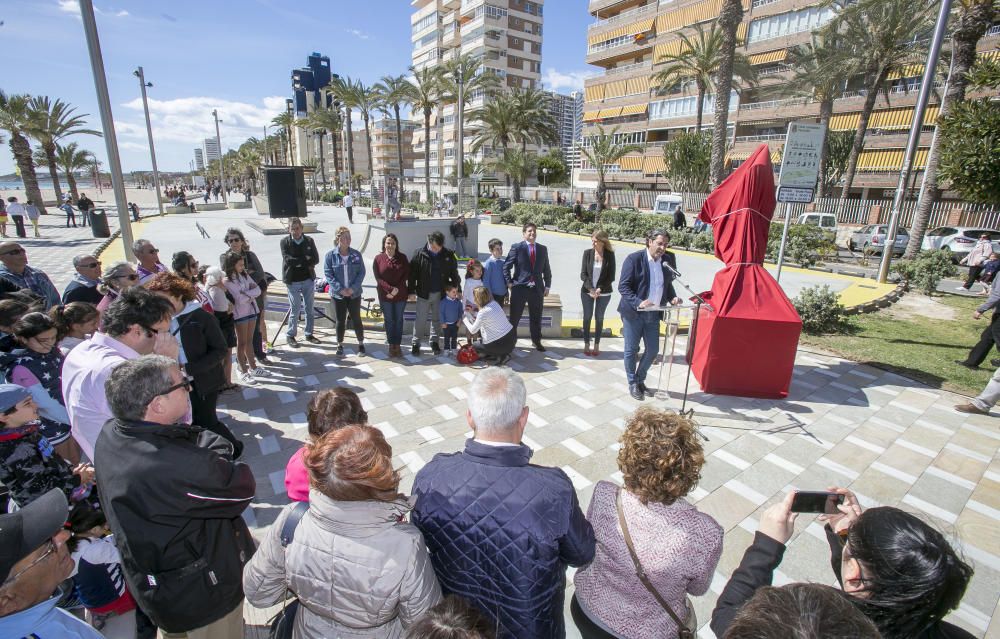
202, 138, 220, 164
580, 0, 1000, 198
290, 52, 336, 167
370, 118, 420, 178
193, 148, 204, 171
546, 90, 584, 168
409, 0, 545, 190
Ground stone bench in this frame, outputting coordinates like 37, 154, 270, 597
246, 218, 319, 236
195, 202, 227, 212
228, 201, 252, 209
165, 205, 195, 214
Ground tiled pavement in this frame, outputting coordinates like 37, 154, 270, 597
230, 325, 1000, 638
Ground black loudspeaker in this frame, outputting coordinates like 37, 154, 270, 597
264, 167, 306, 218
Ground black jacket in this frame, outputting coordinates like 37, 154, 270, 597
174, 307, 228, 398
62, 279, 103, 305
408, 246, 461, 300
449, 220, 468, 239
711, 531, 786, 637
95, 419, 256, 633
279, 235, 319, 284
580, 248, 616, 294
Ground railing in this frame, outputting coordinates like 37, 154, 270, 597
758, 64, 792, 77
986, 24, 1000, 36
735, 133, 787, 142
837, 90, 869, 100
588, 3, 656, 30
587, 38, 633, 55
738, 97, 811, 111
604, 61, 652, 76
751, 0, 781, 6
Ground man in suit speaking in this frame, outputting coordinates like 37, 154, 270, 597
618, 229, 682, 401
504, 222, 552, 351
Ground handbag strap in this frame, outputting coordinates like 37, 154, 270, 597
616, 489, 689, 632
277, 502, 310, 611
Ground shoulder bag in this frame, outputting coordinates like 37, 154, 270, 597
616, 489, 695, 639
268, 502, 310, 639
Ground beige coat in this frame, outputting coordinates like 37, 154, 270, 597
243, 492, 442, 639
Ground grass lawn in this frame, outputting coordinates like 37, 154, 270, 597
800, 293, 993, 397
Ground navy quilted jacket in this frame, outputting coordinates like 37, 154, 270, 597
412, 440, 596, 639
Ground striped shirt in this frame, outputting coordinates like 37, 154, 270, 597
463, 301, 512, 344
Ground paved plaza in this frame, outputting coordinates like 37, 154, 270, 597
15, 204, 1000, 637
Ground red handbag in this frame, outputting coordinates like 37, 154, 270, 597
457, 344, 479, 365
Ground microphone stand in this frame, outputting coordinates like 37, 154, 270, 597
659, 263, 712, 425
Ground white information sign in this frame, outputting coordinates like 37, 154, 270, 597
777, 186, 814, 203
778, 121, 826, 191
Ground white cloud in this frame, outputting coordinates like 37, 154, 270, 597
115, 10, 129, 17
542, 68, 596, 94
57, 0, 79, 15
344, 28, 370, 40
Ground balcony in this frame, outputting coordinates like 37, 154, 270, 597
735, 133, 787, 142
603, 60, 652, 77
588, 3, 655, 31
589, 0, 645, 16
586, 37, 652, 66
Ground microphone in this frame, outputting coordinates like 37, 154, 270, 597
664, 262, 682, 278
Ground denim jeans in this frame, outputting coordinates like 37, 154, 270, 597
454, 236, 467, 258
622, 310, 661, 386
381, 300, 406, 345
286, 279, 315, 338
581, 292, 611, 343
442, 323, 459, 350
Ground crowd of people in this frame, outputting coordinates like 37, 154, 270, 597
0, 211, 983, 639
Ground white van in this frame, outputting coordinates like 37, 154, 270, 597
796, 212, 837, 231
653, 193, 683, 215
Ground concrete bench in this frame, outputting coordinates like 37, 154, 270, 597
196, 202, 227, 212
246, 219, 319, 235
228, 201, 252, 209
165, 205, 195, 214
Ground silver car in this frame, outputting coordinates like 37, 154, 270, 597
921, 226, 1000, 263
848, 224, 909, 256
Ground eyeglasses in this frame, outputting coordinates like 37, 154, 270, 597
80, 262, 100, 269
0, 248, 25, 257
226, 238, 242, 244
147, 248, 159, 254
2, 540, 57, 586
117, 273, 139, 281
156, 374, 194, 397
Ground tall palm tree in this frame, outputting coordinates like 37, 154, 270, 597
351, 81, 381, 181
905, 0, 998, 257
709, 0, 746, 187
0, 91, 46, 212
826, 0, 937, 208
405, 65, 444, 202
491, 148, 536, 203
783, 32, 851, 197
375, 74, 413, 180
470, 93, 517, 157
26, 97, 100, 205
272, 112, 295, 165
307, 105, 344, 189
510, 87, 559, 157
578, 125, 645, 215
295, 114, 328, 186
653, 22, 757, 132
440, 54, 501, 183
328, 76, 359, 187
53, 142, 92, 202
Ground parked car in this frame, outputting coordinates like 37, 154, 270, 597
797, 213, 837, 231
653, 193, 683, 215
848, 224, 909, 256
921, 227, 1000, 263
614, 206, 638, 212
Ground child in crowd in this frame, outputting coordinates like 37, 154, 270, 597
0, 384, 95, 507
51, 301, 100, 355
463, 259, 484, 311
483, 239, 508, 305
222, 252, 262, 384
203, 266, 238, 391
439, 284, 464, 357
979, 252, 1000, 294
0, 298, 32, 353
68, 505, 141, 638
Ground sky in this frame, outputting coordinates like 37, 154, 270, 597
1, 0, 595, 175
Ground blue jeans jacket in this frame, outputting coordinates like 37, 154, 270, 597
324, 248, 365, 299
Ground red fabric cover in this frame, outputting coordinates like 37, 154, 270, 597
690, 145, 802, 398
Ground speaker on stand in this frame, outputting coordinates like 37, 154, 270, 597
261, 167, 307, 218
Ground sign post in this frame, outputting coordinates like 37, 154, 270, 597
774, 121, 825, 282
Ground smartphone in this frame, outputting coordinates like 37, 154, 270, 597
791, 491, 845, 514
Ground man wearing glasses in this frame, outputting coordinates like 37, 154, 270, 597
133, 239, 167, 285
0, 488, 102, 637
62, 254, 104, 305
0, 242, 60, 310
96, 355, 254, 639
62, 288, 178, 460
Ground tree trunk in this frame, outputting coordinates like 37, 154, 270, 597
43, 142, 63, 204
10, 135, 46, 214
345, 107, 356, 182
423, 109, 432, 203
905, 1, 995, 258
66, 171, 79, 202
837, 72, 882, 208
330, 129, 341, 190
317, 134, 327, 186
695, 82, 706, 132
816, 97, 834, 198
709, 0, 744, 188
363, 114, 374, 180
393, 104, 404, 181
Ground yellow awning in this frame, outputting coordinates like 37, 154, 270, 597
727, 150, 752, 163
626, 76, 651, 95
619, 156, 644, 170
588, 17, 656, 45
980, 50, 1000, 62
643, 156, 666, 174
584, 84, 604, 102
583, 110, 601, 122
655, 0, 722, 35
597, 107, 623, 119
887, 64, 924, 81
620, 102, 649, 116
603, 79, 629, 99
829, 112, 861, 131
737, 22, 748, 42
856, 147, 931, 171
653, 39, 688, 63
749, 49, 787, 66
770, 149, 783, 164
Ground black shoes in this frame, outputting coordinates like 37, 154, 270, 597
637, 382, 653, 397
305, 335, 320, 344
336, 344, 345, 356
431, 341, 441, 355
412, 342, 421, 355
629, 384, 645, 401
955, 360, 978, 370
358, 344, 366, 355
495, 354, 511, 366
534, 342, 546, 352
287, 336, 299, 348
991, 358, 1000, 367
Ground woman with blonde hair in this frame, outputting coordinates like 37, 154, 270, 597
580, 229, 615, 356
244, 424, 442, 638
96, 261, 139, 314
324, 226, 366, 356
573, 407, 722, 638
463, 287, 515, 365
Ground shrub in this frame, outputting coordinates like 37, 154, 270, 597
319, 191, 342, 204
892, 249, 958, 295
793, 285, 844, 334
690, 230, 715, 253
766, 224, 837, 267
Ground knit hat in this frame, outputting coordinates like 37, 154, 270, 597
0, 383, 30, 413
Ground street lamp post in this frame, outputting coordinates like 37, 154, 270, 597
133, 66, 164, 216
212, 109, 227, 205
456, 71, 465, 216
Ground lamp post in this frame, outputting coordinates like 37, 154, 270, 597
456, 70, 465, 216
133, 66, 164, 216
212, 109, 227, 205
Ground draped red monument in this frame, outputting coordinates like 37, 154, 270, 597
689, 145, 802, 398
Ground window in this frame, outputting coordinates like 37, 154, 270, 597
474, 4, 508, 20
649, 91, 738, 120
412, 32, 438, 50
747, 6, 835, 43
412, 12, 438, 35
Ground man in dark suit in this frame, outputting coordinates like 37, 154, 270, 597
503, 222, 552, 351
618, 229, 681, 401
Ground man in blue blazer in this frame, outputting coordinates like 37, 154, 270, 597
503, 222, 552, 351
618, 228, 681, 400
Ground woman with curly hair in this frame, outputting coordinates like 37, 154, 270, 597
573, 407, 721, 639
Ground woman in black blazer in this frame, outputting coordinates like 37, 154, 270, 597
580, 229, 616, 356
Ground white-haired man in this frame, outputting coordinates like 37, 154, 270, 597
412, 367, 595, 639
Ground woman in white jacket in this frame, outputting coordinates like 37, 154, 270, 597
243, 424, 442, 639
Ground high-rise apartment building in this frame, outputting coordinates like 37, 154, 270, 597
203, 138, 220, 164
546, 90, 584, 168
370, 118, 420, 178
290, 52, 337, 167
581, 0, 1000, 198
410, 0, 545, 188
193, 148, 205, 171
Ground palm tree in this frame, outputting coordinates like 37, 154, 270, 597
905, 0, 998, 257
405, 65, 444, 202
26, 97, 100, 205
578, 125, 645, 215
295, 114, 328, 186
491, 148, 536, 203
307, 105, 344, 189
653, 23, 757, 132
510, 87, 559, 157
351, 81, 381, 181
328, 76, 359, 186
783, 32, 851, 197
0, 91, 46, 212
375, 74, 413, 181
826, 0, 937, 208
272, 112, 295, 165
53, 142, 92, 202
709, 0, 746, 187
440, 54, 501, 183
470, 93, 517, 158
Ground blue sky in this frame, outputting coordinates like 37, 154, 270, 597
1, 0, 594, 175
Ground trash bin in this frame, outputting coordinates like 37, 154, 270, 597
90, 208, 110, 238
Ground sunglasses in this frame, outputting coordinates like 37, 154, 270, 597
226, 238, 242, 244
81, 262, 100, 269
0, 248, 25, 257
156, 374, 194, 397
2, 539, 58, 585
118, 273, 140, 281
